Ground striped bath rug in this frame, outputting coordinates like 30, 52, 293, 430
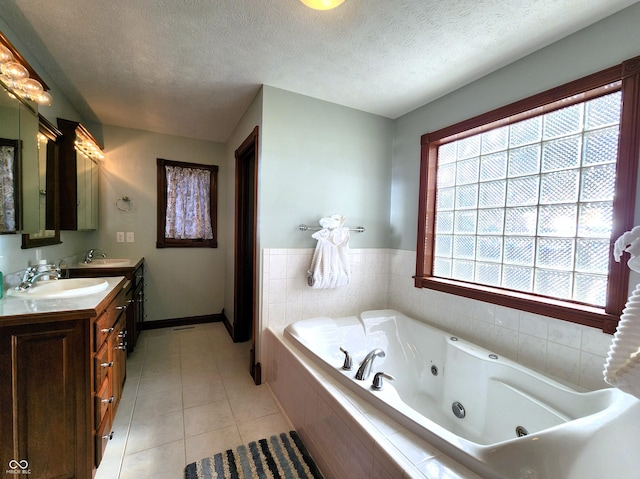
185, 430, 324, 479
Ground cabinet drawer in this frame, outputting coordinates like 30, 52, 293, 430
133, 264, 144, 289
94, 312, 114, 352
95, 375, 113, 426
94, 288, 128, 351
95, 405, 114, 468
94, 343, 112, 390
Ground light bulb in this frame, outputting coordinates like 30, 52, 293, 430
20, 77, 43, 96
34, 90, 52, 106
300, 0, 346, 10
1, 61, 28, 81
0, 44, 13, 64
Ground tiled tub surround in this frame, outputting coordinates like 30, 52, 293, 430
261, 248, 615, 391
262, 248, 391, 329
282, 310, 640, 479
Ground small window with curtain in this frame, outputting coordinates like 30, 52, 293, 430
156, 158, 218, 248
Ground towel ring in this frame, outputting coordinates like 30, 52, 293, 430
115, 196, 133, 212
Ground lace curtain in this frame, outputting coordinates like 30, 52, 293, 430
165, 165, 213, 239
0, 144, 16, 231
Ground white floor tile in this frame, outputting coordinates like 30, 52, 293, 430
95, 323, 291, 478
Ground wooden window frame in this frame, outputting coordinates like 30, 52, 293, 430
415, 57, 640, 333
156, 158, 218, 248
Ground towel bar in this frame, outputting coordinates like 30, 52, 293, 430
298, 224, 365, 233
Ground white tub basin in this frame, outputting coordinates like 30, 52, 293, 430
8, 278, 109, 299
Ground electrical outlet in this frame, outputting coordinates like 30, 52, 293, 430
126, 232, 134, 243
116, 231, 125, 243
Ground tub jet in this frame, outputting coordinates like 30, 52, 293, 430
452, 401, 466, 419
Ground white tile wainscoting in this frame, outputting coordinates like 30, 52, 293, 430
261, 248, 614, 391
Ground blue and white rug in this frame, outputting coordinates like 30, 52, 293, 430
185, 430, 323, 479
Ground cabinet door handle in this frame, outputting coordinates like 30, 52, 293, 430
101, 396, 115, 404
115, 305, 128, 311
116, 343, 127, 350
101, 327, 114, 333
102, 431, 114, 440
100, 361, 113, 368
118, 330, 128, 338
126, 299, 135, 304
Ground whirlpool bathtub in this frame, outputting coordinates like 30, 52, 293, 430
282, 309, 640, 479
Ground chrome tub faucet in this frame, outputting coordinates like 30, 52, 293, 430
355, 348, 385, 380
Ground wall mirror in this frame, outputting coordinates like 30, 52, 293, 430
0, 81, 21, 233
0, 31, 56, 242
21, 115, 61, 248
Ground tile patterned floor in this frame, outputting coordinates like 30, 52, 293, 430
95, 322, 291, 479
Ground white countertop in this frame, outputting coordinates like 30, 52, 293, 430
0, 276, 126, 318
70, 257, 143, 269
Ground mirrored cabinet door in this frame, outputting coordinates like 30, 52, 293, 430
19, 100, 39, 233
21, 115, 61, 248
57, 118, 102, 231
0, 83, 21, 233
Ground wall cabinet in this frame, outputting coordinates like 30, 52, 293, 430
0, 279, 127, 478
57, 118, 102, 231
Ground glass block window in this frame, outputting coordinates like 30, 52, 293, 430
432, 91, 621, 307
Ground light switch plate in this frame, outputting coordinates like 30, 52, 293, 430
117, 231, 125, 243
126, 232, 134, 243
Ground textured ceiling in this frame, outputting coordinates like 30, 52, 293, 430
1, 0, 638, 143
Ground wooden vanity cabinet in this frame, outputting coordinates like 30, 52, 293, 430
70, 259, 145, 353
93, 284, 128, 467
0, 278, 127, 479
0, 317, 91, 479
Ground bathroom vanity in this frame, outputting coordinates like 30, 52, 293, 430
69, 257, 145, 352
0, 277, 128, 479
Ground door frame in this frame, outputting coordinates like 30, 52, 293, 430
233, 126, 260, 384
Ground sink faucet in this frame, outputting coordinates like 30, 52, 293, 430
83, 248, 106, 263
355, 348, 385, 380
15, 265, 62, 291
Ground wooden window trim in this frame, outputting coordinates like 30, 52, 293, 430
156, 158, 218, 248
415, 57, 640, 333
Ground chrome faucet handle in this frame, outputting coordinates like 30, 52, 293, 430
83, 248, 95, 263
371, 372, 394, 391
58, 259, 69, 278
21, 266, 36, 281
339, 347, 353, 370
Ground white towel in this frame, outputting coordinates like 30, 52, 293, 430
307, 214, 351, 289
604, 226, 640, 399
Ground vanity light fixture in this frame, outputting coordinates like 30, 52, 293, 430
74, 134, 104, 161
0, 32, 52, 106
300, 0, 346, 10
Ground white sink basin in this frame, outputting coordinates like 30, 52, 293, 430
74, 258, 132, 268
8, 278, 109, 299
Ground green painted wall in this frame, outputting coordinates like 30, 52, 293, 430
260, 86, 394, 249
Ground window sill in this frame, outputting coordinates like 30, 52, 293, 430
414, 276, 618, 333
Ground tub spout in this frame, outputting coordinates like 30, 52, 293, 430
355, 348, 385, 380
